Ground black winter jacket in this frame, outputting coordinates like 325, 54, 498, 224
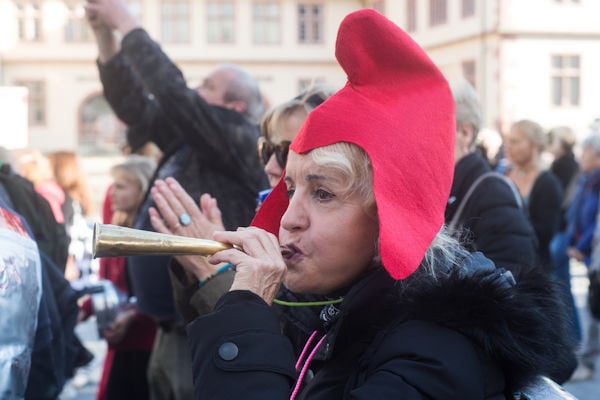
526, 171, 564, 271
186, 252, 576, 399
445, 153, 538, 273
97, 28, 268, 319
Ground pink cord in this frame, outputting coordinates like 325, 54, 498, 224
294, 330, 318, 370
290, 334, 326, 400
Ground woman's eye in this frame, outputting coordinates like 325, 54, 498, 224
285, 188, 295, 199
315, 189, 334, 201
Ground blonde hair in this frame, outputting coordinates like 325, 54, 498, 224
511, 119, 546, 153
109, 155, 156, 227
260, 84, 335, 142
310, 142, 376, 217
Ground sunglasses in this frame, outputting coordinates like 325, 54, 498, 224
257, 137, 291, 169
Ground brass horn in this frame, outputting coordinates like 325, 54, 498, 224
92, 223, 237, 258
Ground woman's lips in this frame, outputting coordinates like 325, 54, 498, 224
281, 244, 302, 260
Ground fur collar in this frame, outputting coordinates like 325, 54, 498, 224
395, 252, 576, 386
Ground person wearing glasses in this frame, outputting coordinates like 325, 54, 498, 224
258, 86, 335, 189
146, 87, 333, 325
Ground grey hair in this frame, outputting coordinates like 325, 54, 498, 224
548, 126, 576, 152
418, 226, 470, 280
220, 64, 265, 124
452, 80, 482, 140
581, 133, 600, 157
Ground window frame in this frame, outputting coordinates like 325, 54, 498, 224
15, 80, 46, 127
429, 0, 447, 27
551, 54, 581, 108
297, 2, 324, 44
206, 0, 236, 44
252, 0, 281, 45
160, 0, 192, 43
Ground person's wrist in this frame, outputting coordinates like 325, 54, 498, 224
198, 263, 234, 288
115, 14, 140, 37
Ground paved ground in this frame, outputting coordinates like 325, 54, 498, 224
60, 262, 600, 399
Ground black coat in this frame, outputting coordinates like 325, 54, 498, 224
186, 252, 575, 399
445, 153, 538, 272
550, 152, 580, 230
97, 28, 268, 319
527, 171, 564, 270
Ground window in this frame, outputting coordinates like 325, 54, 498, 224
551, 55, 580, 107
462, 60, 476, 88
16, 80, 46, 126
429, 0, 447, 26
64, 0, 92, 42
15, 0, 43, 42
252, 1, 280, 45
298, 3, 323, 44
161, 0, 190, 43
79, 94, 126, 155
406, 0, 416, 32
461, 0, 475, 18
207, 1, 235, 43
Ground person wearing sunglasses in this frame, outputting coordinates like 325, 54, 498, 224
258, 86, 334, 189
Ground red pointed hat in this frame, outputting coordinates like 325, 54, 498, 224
252, 9, 454, 280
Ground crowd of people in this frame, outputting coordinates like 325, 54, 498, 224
2, 0, 600, 399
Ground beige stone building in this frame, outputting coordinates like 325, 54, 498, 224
0, 0, 598, 155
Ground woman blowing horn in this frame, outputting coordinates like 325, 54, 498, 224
159, 10, 575, 399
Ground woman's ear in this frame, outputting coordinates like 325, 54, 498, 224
459, 123, 477, 151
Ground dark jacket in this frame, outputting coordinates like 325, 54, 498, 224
550, 151, 579, 231
0, 164, 69, 270
527, 171, 564, 271
445, 153, 538, 272
186, 252, 575, 399
98, 29, 268, 319
566, 168, 600, 265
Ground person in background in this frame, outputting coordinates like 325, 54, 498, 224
15, 149, 68, 225
171, 10, 575, 398
47, 150, 96, 284
80, 155, 158, 399
565, 133, 600, 381
1, 148, 92, 399
147, 86, 334, 327
0, 197, 43, 398
445, 81, 537, 273
548, 126, 582, 345
259, 85, 335, 189
0, 147, 69, 271
504, 119, 564, 273
85, 0, 268, 397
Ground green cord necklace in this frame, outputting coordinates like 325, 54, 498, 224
273, 297, 344, 307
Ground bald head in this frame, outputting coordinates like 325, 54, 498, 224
196, 64, 264, 124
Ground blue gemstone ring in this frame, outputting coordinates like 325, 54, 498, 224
179, 212, 192, 226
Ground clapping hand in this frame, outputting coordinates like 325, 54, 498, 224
149, 177, 226, 281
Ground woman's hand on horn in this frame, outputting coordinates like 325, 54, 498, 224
209, 227, 286, 305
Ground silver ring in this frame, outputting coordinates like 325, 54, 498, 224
179, 212, 192, 226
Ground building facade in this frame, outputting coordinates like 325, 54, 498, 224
0, 0, 598, 154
